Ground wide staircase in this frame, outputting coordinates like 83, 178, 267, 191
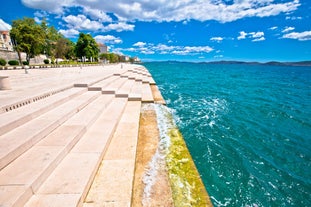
0, 65, 157, 207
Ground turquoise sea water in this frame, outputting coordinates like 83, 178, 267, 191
143, 62, 311, 207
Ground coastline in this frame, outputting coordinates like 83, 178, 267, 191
132, 70, 213, 206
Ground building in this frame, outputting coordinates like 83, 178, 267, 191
133, 57, 141, 63
120, 55, 130, 62
0, 31, 13, 51
97, 43, 108, 54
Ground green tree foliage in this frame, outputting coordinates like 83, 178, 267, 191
10, 17, 46, 63
41, 19, 57, 56
99, 53, 121, 63
55, 37, 75, 60
9, 17, 137, 65
40, 19, 76, 61
129, 57, 134, 63
8, 60, 19, 66
75, 33, 100, 62
0, 58, 6, 66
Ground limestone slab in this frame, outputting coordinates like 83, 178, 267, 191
83, 201, 130, 207
72, 98, 127, 153
0, 185, 32, 207
71, 121, 116, 153
115, 79, 135, 98
37, 152, 100, 195
84, 160, 134, 204
141, 83, 154, 103
37, 125, 86, 147
101, 77, 127, 94
0, 91, 101, 170
64, 95, 114, 127
103, 133, 137, 161
88, 75, 118, 91
0, 118, 60, 170
25, 194, 81, 207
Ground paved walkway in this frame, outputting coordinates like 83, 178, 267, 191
0, 64, 157, 207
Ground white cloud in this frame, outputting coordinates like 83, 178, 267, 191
286, 16, 302, 20
238, 31, 265, 41
133, 42, 146, 47
59, 28, 79, 38
60, 14, 134, 33
252, 37, 265, 42
22, 0, 71, 13
63, 15, 103, 31
250, 32, 264, 38
282, 26, 295, 33
34, 17, 41, 24
141, 49, 155, 55
83, 7, 112, 22
269, 26, 278, 30
0, 19, 12, 31
103, 22, 134, 32
34, 11, 48, 19
184, 46, 213, 54
210, 37, 223, 42
129, 42, 213, 56
21, 0, 301, 23
238, 31, 247, 40
94, 35, 122, 44
214, 55, 224, 58
154, 44, 176, 51
282, 31, 311, 41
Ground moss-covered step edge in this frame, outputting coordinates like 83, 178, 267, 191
154, 104, 213, 207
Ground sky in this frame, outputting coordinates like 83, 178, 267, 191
0, 0, 310, 62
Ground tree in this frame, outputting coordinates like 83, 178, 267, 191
55, 37, 75, 60
10, 17, 46, 64
110, 53, 119, 63
41, 19, 62, 57
129, 57, 134, 64
75, 33, 99, 62
99, 53, 120, 63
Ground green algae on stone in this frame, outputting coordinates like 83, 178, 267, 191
166, 128, 213, 207
154, 104, 213, 207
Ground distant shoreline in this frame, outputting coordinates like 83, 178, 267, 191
143, 60, 311, 67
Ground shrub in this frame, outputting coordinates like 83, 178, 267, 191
44, 59, 50, 64
8, 60, 19, 66
0, 58, 6, 66
22, 61, 29, 65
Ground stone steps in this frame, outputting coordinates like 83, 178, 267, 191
129, 80, 143, 101
0, 65, 159, 207
101, 76, 128, 95
0, 87, 86, 135
0, 93, 116, 207
115, 79, 136, 98
0, 91, 101, 170
142, 82, 154, 103
83, 101, 141, 207
24, 98, 128, 207
87, 75, 118, 91
0, 84, 77, 114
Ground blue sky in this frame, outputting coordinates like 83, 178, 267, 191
0, 0, 310, 62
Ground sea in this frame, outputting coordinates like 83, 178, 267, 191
143, 62, 311, 207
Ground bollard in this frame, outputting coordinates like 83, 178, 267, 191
0, 76, 11, 90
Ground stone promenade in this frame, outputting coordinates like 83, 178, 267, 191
0, 64, 163, 207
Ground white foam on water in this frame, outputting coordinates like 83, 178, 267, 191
141, 104, 172, 207
142, 103, 206, 206
154, 104, 174, 152
142, 148, 164, 207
